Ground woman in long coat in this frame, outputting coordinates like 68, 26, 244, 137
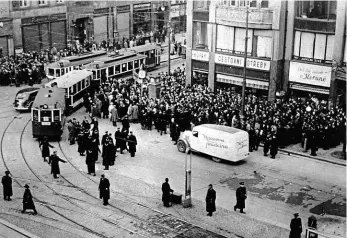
48, 151, 66, 179
39, 137, 54, 162
22, 184, 37, 214
77, 132, 86, 156
205, 184, 216, 216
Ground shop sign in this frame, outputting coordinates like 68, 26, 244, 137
293, 56, 333, 64
215, 53, 270, 71
94, 8, 109, 15
170, 5, 180, 18
133, 3, 151, 10
117, 5, 130, 13
216, 6, 273, 25
21, 13, 66, 25
192, 50, 209, 62
0, 2, 9, 17
289, 62, 332, 87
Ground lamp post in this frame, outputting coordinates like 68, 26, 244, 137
240, 4, 249, 119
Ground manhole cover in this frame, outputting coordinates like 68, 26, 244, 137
331, 151, 345, 160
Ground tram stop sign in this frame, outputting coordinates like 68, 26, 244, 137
138, 70, 146, 79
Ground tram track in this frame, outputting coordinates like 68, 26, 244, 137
0, 117, 128, 238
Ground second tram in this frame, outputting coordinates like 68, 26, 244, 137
130, 44, 161, 69
31, 87, 66, 138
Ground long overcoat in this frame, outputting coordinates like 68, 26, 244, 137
2, 175, 13, 197
22, 188, 35, 210
205, 188, 216, 213
289, 217, 302, 238
128, 135, 137, 153
39, 140, 54, 158
235, 186, 247, 209
49, 155, 66, 175
99, 178, 110, 200
162, 182, 173, 204
110, 107, 118, 122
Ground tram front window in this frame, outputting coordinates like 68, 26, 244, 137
53, 110, 60, 121
92, 70, 96, 80
48, 68, 54, 76
40, 110, 52, 122
56, 69, 61, 77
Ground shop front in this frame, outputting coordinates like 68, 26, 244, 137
133, 3, 152, 35
21, 13, 67, 52
214, 53, 270, 98
191, 50, 209, 86
288, 61, 332, 100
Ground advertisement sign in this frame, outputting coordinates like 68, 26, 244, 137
116, 5, 130, 13
289, 62, 332, 87
170, 5, 180, 18
216, 6, 273, 25
133, 3, 151, 10
215, 53, 270, 71
192, 50, 209, 62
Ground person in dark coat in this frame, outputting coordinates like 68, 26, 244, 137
2, 171, 12, 201
119, 130, 128, 154
205, 184, 216, 216
102, 138, 113, 170
39, 137, 54, 162
99, 174, 110, 206
127, 131, 137, 157
48, 151, 66, 179
162, 178, 173, 207
289, 213, 302, 238
270, 134, 278, 159
77, 132, 86, 156
21, 184, 37, 215
122, 115, 130, 132
86, 148, 97, 176
263, 133, 271, 156
234, 182, 247, 214
115, 128, 121, 152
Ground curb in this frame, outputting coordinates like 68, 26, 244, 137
258, 144, 346, 167
0, 218, 41, 238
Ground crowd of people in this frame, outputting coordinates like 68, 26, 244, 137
77, 65, 345, 160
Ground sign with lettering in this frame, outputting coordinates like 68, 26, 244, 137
192, 50, 209, 62
170, 5, 180, 18
289, 62, 332, 87
94, 8, 109, 15
133, 3, 151, 10
215, 53, 270, 71
216, 6, 273, 25
117, 5, 130, 13
21, 13, 66, 25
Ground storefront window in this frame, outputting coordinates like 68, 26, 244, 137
234, 28, 253, 55
293, 31, 335, 62
192, 22, 211, 50
192, 71, 208, 86
296, 0, 337, 20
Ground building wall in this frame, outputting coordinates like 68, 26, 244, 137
0, 0, 13, 56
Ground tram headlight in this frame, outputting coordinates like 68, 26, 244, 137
43, 104, 48, 109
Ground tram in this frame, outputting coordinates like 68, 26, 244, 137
45, 70, 92, 112
31, 87, 66, 138
45, 51, 107, 79
13, 87, 40, 111
83, 50, 147, 86
130, 44, 161, 69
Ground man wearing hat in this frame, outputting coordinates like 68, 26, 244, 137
289, 213, 302, 238
127, 131, 137, 157
22, 184, 37, 215
98, 174, 110, 206
234, 182, 247, 214
2, 171, 12, 201
205, 184, 216, 216
48, 151, 67, 179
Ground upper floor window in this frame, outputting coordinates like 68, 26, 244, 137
193, 0, 210, 11
296, 0, 337, 20
217, 0, 268, 8
56, 0, 64, 3
192, 22, 212, 50
38, 0, 46, 5
260, 0, 269, 8
20, 0, 28, 7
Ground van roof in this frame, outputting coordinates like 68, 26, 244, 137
195, 124, 244, 134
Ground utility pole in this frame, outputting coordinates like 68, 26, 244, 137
240, 4, 249, 119
168, 0, 171, 75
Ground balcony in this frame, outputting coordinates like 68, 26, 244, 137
215, 6, 273, 28
294, 17, 336, 33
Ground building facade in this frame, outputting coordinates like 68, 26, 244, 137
0, 0, 13, 56
186, 0, 346, 106
284, 0, 346, 108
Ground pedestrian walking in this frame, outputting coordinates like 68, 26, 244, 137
205, 184, 216, 216
270, 134, 278, 159
99, 174, 110, 206
48, 151, 67, 179
2, 171, 12, 201
39, 137, 54, 162
127, 131, 137, 157
77, 131, 86, 156
86, 148, 97, 176
68, 120, 76, 145
162, 178, 173, 207
234, 182, 247, 214
289, 213, 302, 238
115, 128, 121, 151
109, 103, 118, 127
21, 184, 37, 215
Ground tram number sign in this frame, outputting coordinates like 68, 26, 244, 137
42, 122, 51, 126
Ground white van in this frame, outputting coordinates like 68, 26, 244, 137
177, 124, 249, 162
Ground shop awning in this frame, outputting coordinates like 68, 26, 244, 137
290, 83, 329, 94
216, 74, 269, 90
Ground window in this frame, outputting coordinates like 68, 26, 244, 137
38, 0, 46, 5
48, 68, 54, 76
260, 0, 269, 8
20, 0, 28, 7
82, 79, 85, 89
115, 65, 120, 74
293, 31, 335, 62
255, 36, 272, 58
193, 22, 212, 50
128, 61, 133, 70
53, 110, 60, 122
122, 63, 127, 72
56, 69, 60, 77
40, 110, 52, 122
239, 0, 245, 7
86, 77, 90, 86
77, 81, 81, 92
193, 0, 210, 11
249, 0, 257, 8
216, 25, 234, 52
234, 28, 253, 55
56, 0, 64, 3
134, 60, 139, 69
73, 84, 77, 95
296, 1, 337, 20
32, 109, 39, 121
108, 66, 114, 76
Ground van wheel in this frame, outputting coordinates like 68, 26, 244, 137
212, 157, 222, 163
177, 140, 186, 153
